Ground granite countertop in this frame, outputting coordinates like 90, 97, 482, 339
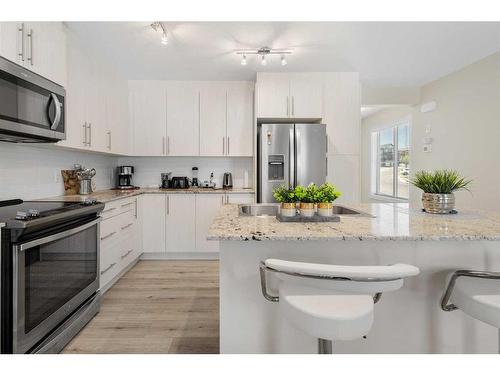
39, 187, 255, 203
207, 202, 500, 241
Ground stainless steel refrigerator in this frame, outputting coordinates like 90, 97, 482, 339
257, 123, 327, 203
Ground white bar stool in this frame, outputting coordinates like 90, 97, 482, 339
441, 270, 500, 353
259, 259, 420, 354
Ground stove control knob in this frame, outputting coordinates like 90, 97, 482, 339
28, 209, 40, 218
81, 199, 97, 206
16, 211, 28, 220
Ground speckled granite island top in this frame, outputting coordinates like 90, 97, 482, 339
39, 187, 255, 204
207, 203, 500, 241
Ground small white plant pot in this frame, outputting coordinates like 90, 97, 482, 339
299, 202, 315, 217
317, 202, 333, 217
280, 203, 296, 217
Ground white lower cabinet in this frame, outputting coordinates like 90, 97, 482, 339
99, 197, 141, 292
165, 194, 196, 252
195, 193, 224, 252
142, 194, 166, 253
226, 193, 255, 204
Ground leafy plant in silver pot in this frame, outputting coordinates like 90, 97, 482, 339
410, 170, 472, 214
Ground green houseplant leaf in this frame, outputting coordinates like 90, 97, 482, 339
410, 170, 472, 194
273, 185, 296, 203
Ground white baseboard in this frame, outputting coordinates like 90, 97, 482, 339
140, 252, 219, 260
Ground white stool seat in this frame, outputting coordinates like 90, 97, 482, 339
279, 283, 374, 341
453, 277, 500, 328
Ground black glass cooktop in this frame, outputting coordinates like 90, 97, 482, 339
0, 199, 100, 226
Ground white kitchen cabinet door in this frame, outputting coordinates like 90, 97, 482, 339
60, 33, 88, 149
200, 82, 227, 156
166, 81, 199, 156
165, 194, 196, 252
195, 194, 224, 252
105, 70, 130, 154
142, 194, 166, 253
256, 73, 290, 119
226, 82, 254, 156
226, 193, 255, 204
85, 59, 107, 152
0, 22, 21, 64
289, 73, 323, 119
26, 22, 67, 87
323, 73, 361, 155
130, 81, 167, 156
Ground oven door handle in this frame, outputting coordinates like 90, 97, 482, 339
14, 218, 101, 252
48, 93, 62, 130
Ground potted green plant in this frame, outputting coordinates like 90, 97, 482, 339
317, 183, 342, 217
294, 184, 318, 217
410, 169, 472, 214
273, 185, 297, 217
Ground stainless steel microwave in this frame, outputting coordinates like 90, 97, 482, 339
0, 56, 65, 143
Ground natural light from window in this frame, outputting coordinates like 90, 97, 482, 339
372, 122, 410, 200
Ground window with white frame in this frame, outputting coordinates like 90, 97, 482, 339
371, 122, 410, 200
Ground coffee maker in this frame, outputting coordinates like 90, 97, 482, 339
116, 166, 136, 189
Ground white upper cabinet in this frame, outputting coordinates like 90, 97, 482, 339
0, 22, 66, 87
200, 82, 227, 156
195, 194, 224, 252
165, 194, 196, 252
130, 81, 166, 156
256, 72, 290, 118
226, 82, 254, 157
256, 72, 323, 119
289, 73, 323, 119
166, 81, 200, 156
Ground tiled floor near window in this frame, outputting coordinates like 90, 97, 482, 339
63, 260, 219, 354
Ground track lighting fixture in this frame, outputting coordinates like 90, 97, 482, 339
235, 46, 292, 66
151, 22, 168, 45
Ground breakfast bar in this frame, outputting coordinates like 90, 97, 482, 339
208, 203, 500, 354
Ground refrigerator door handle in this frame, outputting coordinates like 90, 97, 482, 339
289, 126, 295, 189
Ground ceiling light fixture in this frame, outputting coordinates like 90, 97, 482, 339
151, 22, 168, 45
235, 46, 293, 66
281, 55, 287, 66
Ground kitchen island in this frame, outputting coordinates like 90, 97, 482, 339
208, 203, 500, 353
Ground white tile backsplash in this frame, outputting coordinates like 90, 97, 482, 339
0, 143, 119, 200
117, 156, 254, 189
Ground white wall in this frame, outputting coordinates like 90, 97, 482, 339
410, 52, 500, 211
117, 156, 253, 189
361, 52, 500, 212
0, 143, 118, 200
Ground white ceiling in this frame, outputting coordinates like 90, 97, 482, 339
67, 22, 500, 87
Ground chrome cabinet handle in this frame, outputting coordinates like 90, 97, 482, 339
107, 131, 111, 150
18, 23, 25, 61
166, 195, 169, 215
326, 134, 328, 153
27, 28, 33, 65
121, 223, 133, 230
167, 136, 170, 155
162, 136, 166, 155
49, 93, 62, 130
82, 123, 87, 145
100, 231, 116, 241
227, 137, 230, 155
286, 96, 289, 117
292, 96, 295, 116
100, 262, 116, 275
221, 195, 224, 205
88, 123, 92, 147
102, 207, 116, 214
121, 202, 134, 208
121, 249, 133, 259
222, 137, 225, 155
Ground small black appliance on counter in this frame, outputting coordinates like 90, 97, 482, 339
115, 166, 138, 190
170, 177, 190, 189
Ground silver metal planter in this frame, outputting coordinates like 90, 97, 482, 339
422, 193, 455, 214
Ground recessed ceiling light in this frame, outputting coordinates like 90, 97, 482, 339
281, 55, 287, 66
151, 22, 168, 46
261, 55, 267, 66
241, 54, 247, 66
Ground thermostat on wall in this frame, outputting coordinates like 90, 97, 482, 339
420, 101, 437, 113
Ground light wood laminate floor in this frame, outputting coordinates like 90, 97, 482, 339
63, 260, 219, 354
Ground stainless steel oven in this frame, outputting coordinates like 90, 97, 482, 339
1, 200, 103, 353
0, 56, 65, 143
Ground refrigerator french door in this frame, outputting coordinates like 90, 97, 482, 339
257, 123, 327, 203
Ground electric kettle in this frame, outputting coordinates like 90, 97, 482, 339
222, 173, 233, 189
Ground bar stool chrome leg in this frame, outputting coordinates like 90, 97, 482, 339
318, 338, 333, 354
